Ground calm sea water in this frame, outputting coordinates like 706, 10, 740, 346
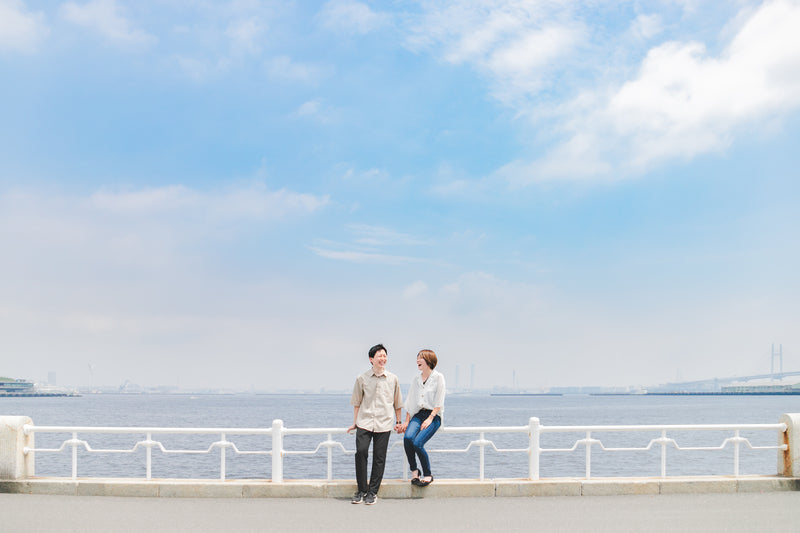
3, 393, 799, 480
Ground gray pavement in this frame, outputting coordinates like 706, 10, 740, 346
2, 492, 800, 533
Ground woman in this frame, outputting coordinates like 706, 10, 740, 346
401, 349, 446, 487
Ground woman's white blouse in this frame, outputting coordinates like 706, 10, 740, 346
405, 369, 446, 418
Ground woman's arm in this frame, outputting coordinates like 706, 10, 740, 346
422, 374, 446, 430
433, 372, 446, 408
421, 406, 440, 430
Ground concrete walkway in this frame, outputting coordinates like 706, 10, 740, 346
3, 491, 800, 532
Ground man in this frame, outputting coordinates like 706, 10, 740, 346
347, 343, 403, 505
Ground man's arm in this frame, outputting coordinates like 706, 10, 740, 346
348, 376, 363, 434
393, 376, 403, 432
347, 406, 359, 434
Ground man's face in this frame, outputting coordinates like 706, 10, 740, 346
371, 349, 388, 372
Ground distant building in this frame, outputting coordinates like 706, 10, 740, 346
0, 379, 35, 395
722, 380, 800, 394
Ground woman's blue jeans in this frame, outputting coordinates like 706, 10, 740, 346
404, 410, 441, 477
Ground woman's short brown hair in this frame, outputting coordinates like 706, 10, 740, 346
418, 349, 437, 370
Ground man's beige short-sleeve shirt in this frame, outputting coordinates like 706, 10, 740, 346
351, 369, 403, 432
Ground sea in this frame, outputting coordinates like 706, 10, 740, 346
3, 393, 799, 481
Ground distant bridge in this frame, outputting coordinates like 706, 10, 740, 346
649, 371, 800, 393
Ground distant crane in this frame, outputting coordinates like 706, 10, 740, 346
88, 363, 95, 389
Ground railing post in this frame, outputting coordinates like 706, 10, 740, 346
779, 414, 800, 476
272, 419, 284, 482
585, 431, 591, 479
479, 432, 485, 481
146, 432, 152, 480
661, 430, 667, 478
327, 433, 333, 481
0, 417, 35, 480
734, 429, 740, 477
72, 432, 78, 480
528, 417, 540, 480
220, 432, 226, 481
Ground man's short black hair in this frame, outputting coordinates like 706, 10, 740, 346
368, 344, 387, 358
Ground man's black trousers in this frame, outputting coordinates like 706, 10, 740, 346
355, 428, 391, 495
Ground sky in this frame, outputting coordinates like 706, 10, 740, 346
1, 0, 799, 392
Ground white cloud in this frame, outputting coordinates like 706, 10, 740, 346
296, 99, 322, 117
226, 17, 265, 56
310, 224, 431, 264
317, 0, 389, 34
341, 166, 390, 183
630, 14, 663, 40
60, 0, 156, 49
293, 99, 339, 122
169, 55, 214, 82
407, 0, 585, 106
509, 0, 800, 183
91, 185, 196, 212
213, 185, 329, 219
347, 224, 431, 246
0, 0, 48, 53
403, 280, 429, 299
91, 183, 329, 220
309, 247, 423, 265
267, 55, 329, 84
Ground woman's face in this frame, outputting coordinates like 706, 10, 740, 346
417, 354, 430, 371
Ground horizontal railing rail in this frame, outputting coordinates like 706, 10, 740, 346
22, 418, 788, 482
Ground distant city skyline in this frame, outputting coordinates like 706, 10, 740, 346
2, 1, 799, 392
7, 344, 796, 394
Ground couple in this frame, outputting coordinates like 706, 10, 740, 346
347, 343, 446, 505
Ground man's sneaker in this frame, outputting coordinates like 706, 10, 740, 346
364, 492, 377, 505
351, 491, 366, 504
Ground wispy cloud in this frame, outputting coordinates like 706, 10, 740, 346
407, 0, 585, 106
60, 0, 156, 49
316, 0, 390, 35
310, 224, 432, 264
267, 55, 330, 84
226, 17, 266, 56
347, 224, 432, 246
629, 13, 663, 40
403, 280, 429, 299
91, 183, 329, 220
0, 0, 48, 53
309, 246, 423, 265
293, 98, 339, 122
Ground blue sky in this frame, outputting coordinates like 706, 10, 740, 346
1, 0, 799, 391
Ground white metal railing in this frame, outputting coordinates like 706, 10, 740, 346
533, 421, 788, 479
22, 418, 788, 482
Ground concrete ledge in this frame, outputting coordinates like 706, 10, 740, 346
736, 477, 800, 493
158, 481, 246, 498
582, 479, 659, 496
1, 476, 798, 498
496, 479, 581, 497
659, 477, 737, 495
243, 481, 327, 498
77, 480, 160, 498
2, 479, 79, 496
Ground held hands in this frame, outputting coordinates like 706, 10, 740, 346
396, 422, 408, 433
